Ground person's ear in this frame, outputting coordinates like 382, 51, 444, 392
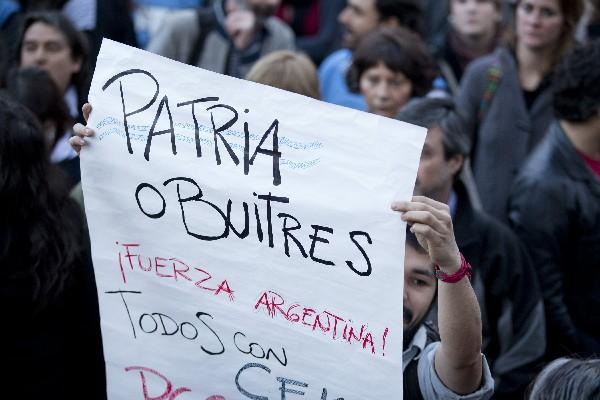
447, 154, 464, 177
71, 55, 83, 74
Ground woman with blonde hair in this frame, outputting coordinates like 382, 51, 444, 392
246, 50, 320, 99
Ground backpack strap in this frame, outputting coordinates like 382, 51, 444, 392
477, 56, 503, 123
187, 7, 218, 66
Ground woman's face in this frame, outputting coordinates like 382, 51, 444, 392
20, 22, 81, 94
516, 0, 564, 51
450, 0, 501, 40
360, 62, 413, 118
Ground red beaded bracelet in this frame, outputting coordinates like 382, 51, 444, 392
434, 253, 472, 283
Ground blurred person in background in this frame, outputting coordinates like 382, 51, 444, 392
577, 0, 600, 42
398, 97, 546, 400
346, 26, 436, 118
16, 10, 89, 181
509, 39, 600, 360
586, 0, 600, 39
246, 49, 320, 98
148, 0, 295, 78
274, 0, 345, 65
5, 66, 80, 189
527, 358, 600, 399
134, 0, 205, 48
17, 11, 88, 121
318, 0, 422, 110
2, 1, 135, 69
434, 0, 504, 95
76, 0, 137, 68
0, 94, 105, 400
457, 0, 584, 224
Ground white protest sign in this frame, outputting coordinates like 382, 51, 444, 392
82, 39, 426, 399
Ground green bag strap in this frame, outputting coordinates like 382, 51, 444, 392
478, 57, 503, 123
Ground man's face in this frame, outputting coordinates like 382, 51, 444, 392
19, 21, 81, 94
414, 126, 459, 202
404, 246, 437, 334
338, 0, 380, 49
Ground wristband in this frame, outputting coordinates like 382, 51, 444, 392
434, 253, 472, 283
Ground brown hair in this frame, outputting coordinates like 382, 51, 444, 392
346, 27, 437, 96
246, 51, 320, 99
507, 0, 584, 67
17, 11, 89, 92
6, 66, 70, 148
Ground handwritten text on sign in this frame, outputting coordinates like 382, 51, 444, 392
82, 39, 425, 399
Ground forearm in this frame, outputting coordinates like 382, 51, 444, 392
435, 270, 483, 394
394, 197, 485, 393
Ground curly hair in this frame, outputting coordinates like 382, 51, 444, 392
346, 27, 437, 97
0, 94, 84, 313
552, 40, 600, 122
6, 66, 71, 148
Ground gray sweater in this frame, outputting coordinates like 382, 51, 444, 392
148, 7, 295, 78
457, 47, 554, 224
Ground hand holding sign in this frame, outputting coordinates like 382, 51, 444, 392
71, 103, 94, 154
393, 196, 461, 273
82, 39, 425, 399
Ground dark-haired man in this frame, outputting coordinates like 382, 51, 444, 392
397, 97, 546, 399
396, 197, 494, 399
318, 0, 422, 110
509, 40, 600, 359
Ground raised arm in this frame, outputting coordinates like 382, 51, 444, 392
393, 196, 483, 394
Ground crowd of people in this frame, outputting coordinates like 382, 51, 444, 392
1, 0, 600, 399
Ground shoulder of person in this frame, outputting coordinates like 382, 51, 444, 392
462, 47, 509, 81
319, 49, 350, 73
515, 129, 568, 188
509, 159, 572, 224
264, 16, 295, 40
158, 9, 200, 39
147, 9, 201, 58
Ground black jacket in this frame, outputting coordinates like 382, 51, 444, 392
509, 122, 600, 359
454, 181, 545, 399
